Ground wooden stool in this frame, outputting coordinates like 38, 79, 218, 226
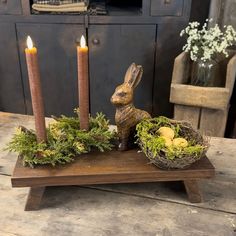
11, 150, 215, 211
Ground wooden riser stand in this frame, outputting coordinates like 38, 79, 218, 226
11, 150, 215, 211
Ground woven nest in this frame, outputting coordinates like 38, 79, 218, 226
136, 117, 209, 170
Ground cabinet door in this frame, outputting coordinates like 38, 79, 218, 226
0, 0, 22, 15
17, 23, 85, 117
153, 23, 187, 117
0, 23, 25, 113
88, 25, 156, 123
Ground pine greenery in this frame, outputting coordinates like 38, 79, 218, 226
6, 109, 117, 168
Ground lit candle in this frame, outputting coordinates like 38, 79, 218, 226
77, 35, 89, 130
25, 36, 47, 143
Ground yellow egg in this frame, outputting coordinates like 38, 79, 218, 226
158, 127, 175, 140
173, 138, 188, 148
161, 136, 173, 147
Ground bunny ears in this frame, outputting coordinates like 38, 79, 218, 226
124, 63, 143, 89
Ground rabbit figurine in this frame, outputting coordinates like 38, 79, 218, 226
111, 63, 151, 151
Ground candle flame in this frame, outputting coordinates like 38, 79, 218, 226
27, 36, 34, 49
80, 35, 86, 48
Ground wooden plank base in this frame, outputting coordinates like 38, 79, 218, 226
11, 150, 215, 210
24, 187, 45, 211
183, 180, 202, 203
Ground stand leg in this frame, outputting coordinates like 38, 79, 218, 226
183, 180, 202, 203
24, 187, 45, 211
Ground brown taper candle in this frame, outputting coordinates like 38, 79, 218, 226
25, 36, 47, 143
77, 35, 89, 130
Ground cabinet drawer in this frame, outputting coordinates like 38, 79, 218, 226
0, 0, 22, 15
151, 0, 183, 16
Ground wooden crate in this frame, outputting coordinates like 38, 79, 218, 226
170, 51, 236, 136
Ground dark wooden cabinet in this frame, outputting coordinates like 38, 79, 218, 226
89, 24, 156, 122
153, 22, 187, 117
0, 0, 22, 15
0, 0, 210, 122
0, 23, 25, 113
16, 23, 85, 116
150, 0, 184, 16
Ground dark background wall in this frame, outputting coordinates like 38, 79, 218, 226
0, 0, 213, 124
190, 0, 211, 23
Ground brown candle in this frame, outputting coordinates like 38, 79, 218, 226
77, 35, 89, 130
25, 36, 47, 143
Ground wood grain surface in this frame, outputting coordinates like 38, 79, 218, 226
24, 187, 45, 211
11, 150, 215, 188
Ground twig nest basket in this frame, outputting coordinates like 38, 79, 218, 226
136, 117, 209, 169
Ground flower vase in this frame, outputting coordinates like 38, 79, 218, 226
190, 59, 221, 87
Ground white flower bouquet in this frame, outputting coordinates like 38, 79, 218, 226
180, 19, 236, 62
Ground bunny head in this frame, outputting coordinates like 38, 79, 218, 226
111, 63, 143, 106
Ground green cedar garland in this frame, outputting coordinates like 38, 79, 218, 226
6, 109, 117, 168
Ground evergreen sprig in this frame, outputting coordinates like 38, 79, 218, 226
6, 109, 117, 168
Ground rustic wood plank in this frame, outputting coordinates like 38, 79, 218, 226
184, 180, 202, 203
11, 150, 215, 188
174, 105, 200, 129
90, 178, 236, 214
24, 187, 45, 211
200, 108, 228, 137
2, 174, 236, 236
171, 52, 190, 84
170, 84, 230, 110
226, 53, 236, 96
209, 0, 236, 29
21, 0, 31, 15
208, 0, 222, 27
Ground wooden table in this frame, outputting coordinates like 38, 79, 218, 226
11, 150, 215, 211
2, 112, 236, 235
